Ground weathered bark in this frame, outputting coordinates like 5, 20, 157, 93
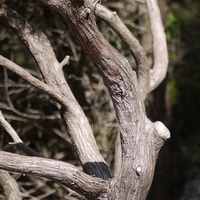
146, 0, 168, 91
0, 4, 111, 180
0, 170, 22, 200
0, 0, 170, 199
0, 151, 108, 200
95, 4, 149, 100
37, 0, 170, 199
0, 51, 169, 199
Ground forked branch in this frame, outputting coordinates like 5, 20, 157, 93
0, 0, 170, 199
95, 0, 168, 97
0, 151, 108, 199
95, 4, 149, 100
0, 4, 111, 179
36, 0, 170, 199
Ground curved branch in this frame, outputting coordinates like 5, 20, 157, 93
0, 151, 108, 199
0, 1, 170, 199
37, 1, 164, 199
0, 110, 42, 157
0, 110, 23, 143
0, 170, 22, 200
0, 4, 111, 179
95, 4, 149, 100
146, 0, 168, 92
0, 56, 112, 179
0, 56, 66, 106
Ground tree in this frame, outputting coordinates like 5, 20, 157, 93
0, 0, 169, 199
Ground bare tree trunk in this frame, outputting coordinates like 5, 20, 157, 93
0, 0, 170, 199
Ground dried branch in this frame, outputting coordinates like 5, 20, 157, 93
0, 170, 22, 200
0, 151, 108, 199
2, 68, 42, 119
145, 0, 168, 92
36, 0, 170, 199
0, 56, 64, 106
0, 110, 23, 143
59, 55, 70, 69
0, 110, 42, 157
0, 4, 111, 179
95, 1, 168, 97
0, 1, 170, 199
95, 4, 149, 100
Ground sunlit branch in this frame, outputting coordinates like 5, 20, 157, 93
95, 4, 149, 100
0, 151, 108, 199
145, 0, 168, 92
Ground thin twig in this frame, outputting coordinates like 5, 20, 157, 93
0, 110, 23, 143
0, 110, 42, 157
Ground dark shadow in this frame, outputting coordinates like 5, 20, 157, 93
83, 162, 112, 180
15, 142, 43, 157
16, 143, 112, 180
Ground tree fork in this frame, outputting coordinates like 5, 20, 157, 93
0, 0, 170, 199
38, 0, 170, 199
0, 3, 111, 180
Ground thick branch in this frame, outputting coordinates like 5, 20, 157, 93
0, 170, 22, 200
0, 1, 170, 199
36, 0, 168, 199
0, 4, 111, 179
0, 55, 111, 178
35, 0, 171, 199
95, 4, 149, 100
146, 0, 168, 92
0, 151, 108, 199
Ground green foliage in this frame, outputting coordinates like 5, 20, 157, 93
166, 11, 179, 39
167, 75, 179, 105
165, 0, 200, 199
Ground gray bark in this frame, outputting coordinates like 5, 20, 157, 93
0, 0, 170, 199
0, 170, 22, 200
